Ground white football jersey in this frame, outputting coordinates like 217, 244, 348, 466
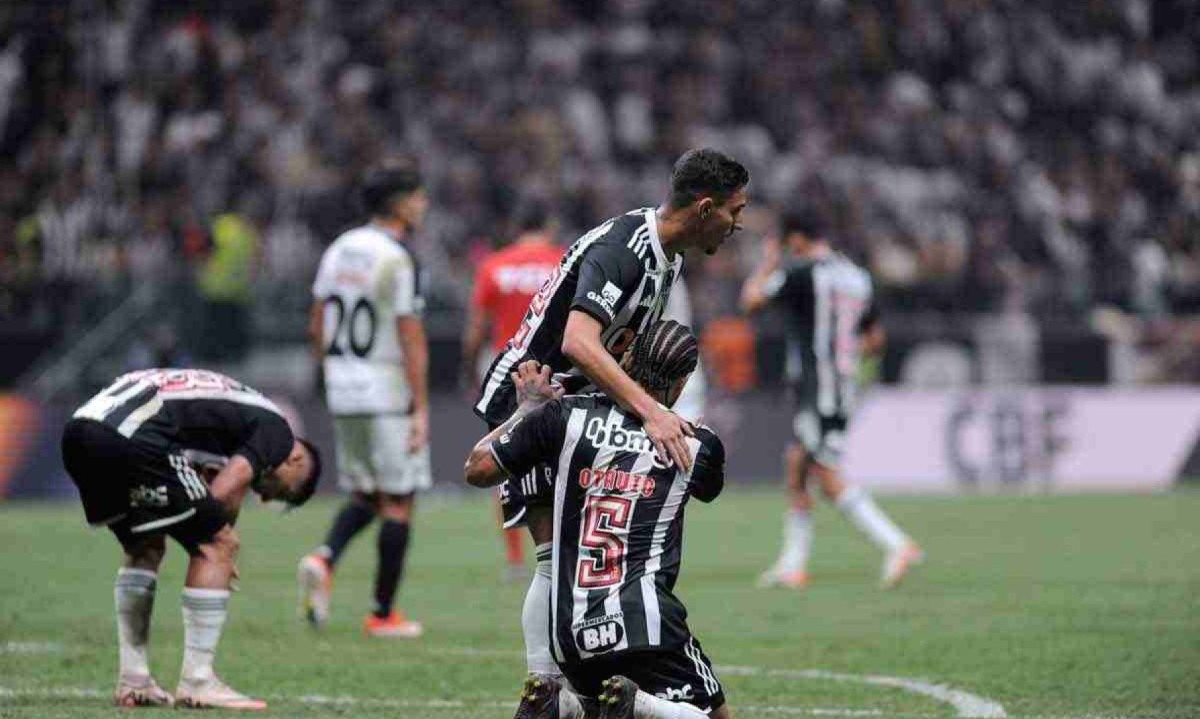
312, 224, 424, 415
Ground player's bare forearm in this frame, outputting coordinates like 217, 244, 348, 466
396, 316, 429, 414
561, 311, 659, 420
208, 454, 256, 521
563, 311, 695, 470
739, 272, 772, 314
460, 306, 486, 387
307, 301, 325, 361
464, 402, 537, 487
740, 237, 782, 314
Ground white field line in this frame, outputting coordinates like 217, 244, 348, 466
0, 641, 64, 654
0, 685, 889, 716
0, 685, 1145, 719
719, 664, 1007, 719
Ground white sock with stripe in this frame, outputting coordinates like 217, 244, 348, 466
180, 588, 230, 683
523, 543, 560, 677
634, 691, 709, 718
114, 568, 157, 679
835, 485, 908, 553
776, 507, 813, 573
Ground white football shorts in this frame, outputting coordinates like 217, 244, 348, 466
332, 414, 432, 495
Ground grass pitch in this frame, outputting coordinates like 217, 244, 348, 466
1, 489, 1197, 718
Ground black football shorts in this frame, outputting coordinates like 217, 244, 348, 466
61, 418, 228, 555
559, 636, 725, 713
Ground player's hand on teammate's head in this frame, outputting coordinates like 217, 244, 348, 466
512, 360, 563, 408
642, 405, 695, 473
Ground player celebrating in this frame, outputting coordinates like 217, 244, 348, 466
462, 199, 564, 577
298, 160, 431, 637
466, 322, 730, 719
741, 210, 923, 589
60, 368, 321, 710
472, 148, 748, 691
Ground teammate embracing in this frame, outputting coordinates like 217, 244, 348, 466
299, 160, 431, 637
466, 321, 730, 719
741, 210, 923, 590
471, 148, 748, 698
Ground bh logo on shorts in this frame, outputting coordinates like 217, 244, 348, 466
129, 484, 168, 508
657, 685, 695, 702
574, 617, 625, 652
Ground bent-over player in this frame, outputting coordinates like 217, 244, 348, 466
741, 210, 922, 590
466, 321, 731, 719
61, 368, 321, 710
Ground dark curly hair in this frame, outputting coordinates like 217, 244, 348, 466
668, 148, 750, 209
627, 320, 700, 393
287, 438, 323, 508
360, 158, 422, 216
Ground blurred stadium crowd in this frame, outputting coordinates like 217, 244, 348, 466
2, 0, 1198, 376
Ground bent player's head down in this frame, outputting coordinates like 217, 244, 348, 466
253, 439, 322, 508
668, 148, 751, 255
621, 319, 700, 409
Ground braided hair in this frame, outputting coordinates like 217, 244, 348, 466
627, 320, 700, 393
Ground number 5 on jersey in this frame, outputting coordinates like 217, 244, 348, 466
578, 495, 633, 589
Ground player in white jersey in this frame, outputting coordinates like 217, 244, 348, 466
298, 160, 431, 638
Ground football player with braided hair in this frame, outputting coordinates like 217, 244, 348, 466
466, 320, 732, 719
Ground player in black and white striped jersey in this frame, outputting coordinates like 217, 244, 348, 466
61, 368, 322, 710
466, 321, 731, 719
470, 149, 748, 696
741, 210, 923, 591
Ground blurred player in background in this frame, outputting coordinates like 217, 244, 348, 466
462, 199, 564, 578
741, 210, 923, 589
61, 369, 321, 710
471, 148, 748, 704
298, 160, 431, 638
465, 322, 731, 719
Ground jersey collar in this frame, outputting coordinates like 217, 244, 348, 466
368, 222, 407, 245
644, 208, 672, 267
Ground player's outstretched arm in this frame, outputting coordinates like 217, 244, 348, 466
739, 236, 783, 314
464, 361, 562, 487
562, 310, 695, 471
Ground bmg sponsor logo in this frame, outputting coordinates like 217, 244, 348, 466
585, 417, 672, 468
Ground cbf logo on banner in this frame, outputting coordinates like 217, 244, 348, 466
842, 388, 1200, 492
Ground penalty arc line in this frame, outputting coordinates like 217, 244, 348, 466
719, 665, 1007, 719
427, 647, 1008, 719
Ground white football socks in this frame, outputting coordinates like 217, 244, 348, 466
775, 508, 813, 574
180, 588, 230, 683
635, 691, 709, 718
835, 486, 908, 553
523, 543, 560, 677
114, 568, 157, 679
